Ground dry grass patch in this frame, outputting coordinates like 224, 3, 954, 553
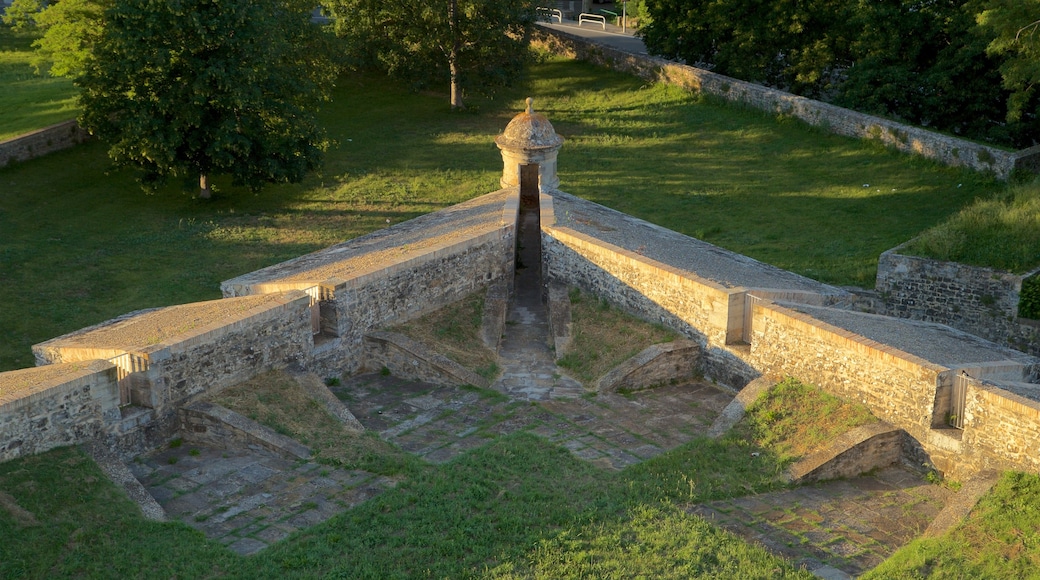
390, 290, 500, 381
735, 377, 878, 465
208, 370, 417, 476
557, 288, 679, 387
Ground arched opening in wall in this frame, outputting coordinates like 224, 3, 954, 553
516, 163, 543, 302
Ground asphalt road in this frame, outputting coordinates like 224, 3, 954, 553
536, 20, 649, 55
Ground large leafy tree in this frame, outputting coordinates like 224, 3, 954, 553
77, 0, 336, 198
326, 0, 537, 109
979, 1, 1040, 124
3, 0, 108, 78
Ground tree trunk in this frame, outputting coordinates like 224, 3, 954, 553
199, 173, 212, 199
448, 0, 465, 110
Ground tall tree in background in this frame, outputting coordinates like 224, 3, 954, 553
77, 0, 336, 198
326, 0, 538, 110
3, 0, 108, 78
979, 1, 1040, 124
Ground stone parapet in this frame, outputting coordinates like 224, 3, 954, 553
0, 120, 91, 168
0, 360, 119, 462
533, 26, 1033, 180
876, 248, 1040, 356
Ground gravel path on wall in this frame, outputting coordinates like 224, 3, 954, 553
783, 302, 1037, 368
547, 191, 844, 294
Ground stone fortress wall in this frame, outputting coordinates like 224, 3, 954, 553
0, 120, 91, 169
4, 82, 1040, 482
2, 178, 1040, 478
531, 26, 1040, 180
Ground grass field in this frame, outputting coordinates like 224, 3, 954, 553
0, 54, 999, 371
0, 377, 873, 578
0, 26, 78, 141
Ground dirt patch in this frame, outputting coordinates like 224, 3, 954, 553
0, 489, 39, 526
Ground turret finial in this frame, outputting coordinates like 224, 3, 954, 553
525, 97, 534, 114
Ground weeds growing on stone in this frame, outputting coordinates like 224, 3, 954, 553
557, 288, 678, 386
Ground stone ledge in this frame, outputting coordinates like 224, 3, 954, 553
546, 283, 572, 360
481, 279, 509, 353
363, 331, 491, 388
289, 370, 364, 432
84, 442, 167, 522
596, 340, 701, 393
923, 470, 1000, 538
786, 422, 903, 484
180, 401, 311, 461
707, 375, 777, 439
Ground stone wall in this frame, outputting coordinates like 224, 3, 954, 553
532, 26, 1036, 180
962, 381, 1040, 474
0, 120, 91, 168
747, 302, 947, 435
876, 249, 1040, 356
0, 361, 119, 462
362, 331, 490, 388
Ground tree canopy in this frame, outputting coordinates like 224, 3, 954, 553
640, 0, 1040, 148
3, 0, 108, 78
76, 0, 336, 197
325, 0, 538, 109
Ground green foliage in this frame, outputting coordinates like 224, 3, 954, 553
0, 25, 78, 140
1020, 273, 1040, 320
836, 0, 1018, 147
866, 471, 1040, 578
640, 0, 857, 96
640, 0, 1040, 148
77, 0, 337, 196
902, 178, 1040, 273
326, 0, 538, 108
979, 0, 1040, 124
2, 0, 109, 78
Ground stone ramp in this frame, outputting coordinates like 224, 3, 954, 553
494, 205, 584, 400
691, 466, 956, 578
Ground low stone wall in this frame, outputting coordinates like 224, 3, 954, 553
0, 361, 119, 462
748, 301, 947, 436
362, 331, 490, 388
180, 401, 311, 460
786, 422, 904, 484
222, 189, 519, 375
876, 249, 1040, 356
596, 340, 701, 393
0, 120, 91, 168
533, 26, 1035, 179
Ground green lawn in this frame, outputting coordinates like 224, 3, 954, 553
0, 55, 1000, 371
0, 26, 78, 141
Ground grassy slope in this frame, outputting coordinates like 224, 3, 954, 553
866, 471, 1040, 579
0, 377, 879, 578
0, 56, 998, 371
0, 26, 78, 141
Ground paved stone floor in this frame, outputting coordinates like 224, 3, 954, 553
691, 466, 955, 577
130, 445, 395, 555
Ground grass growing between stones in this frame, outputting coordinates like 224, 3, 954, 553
865, 471, 1040, 579
732, 377, 879, 466
557, 288, 678, 386
389, 290, 500, 381
0, 56, 998, 372
0, 26, 79, 141
208, 370, 420, 476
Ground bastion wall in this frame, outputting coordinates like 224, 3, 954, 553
1, 183, 1039, 479
531, 26, 1040, 180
